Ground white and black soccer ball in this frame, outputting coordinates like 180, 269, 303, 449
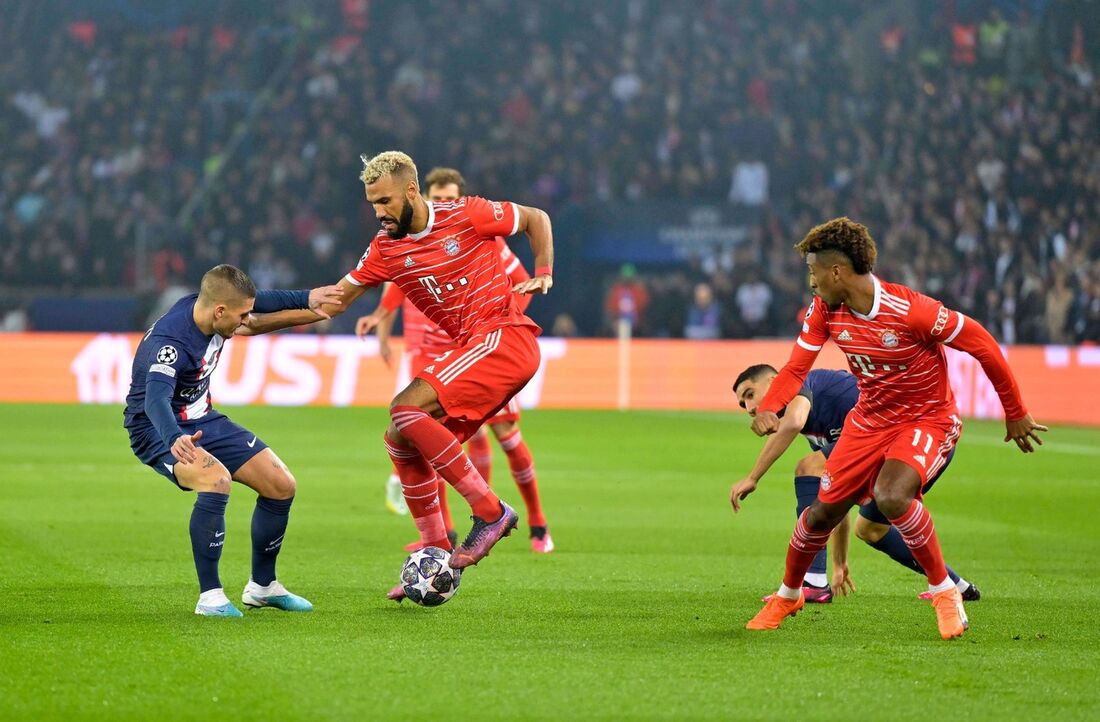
400, 546, 461, 607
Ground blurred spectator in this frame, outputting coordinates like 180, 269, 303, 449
604, 263, 649, 333
734, 270, 774, 339
728, 156, 768, 207
1045, 270, 1074, 344
0, 0, 1095, 346
684, 282, 721, 340
551, 313, 578, 338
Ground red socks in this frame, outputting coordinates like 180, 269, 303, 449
888, 500, 950, 586
383, 434, 450, 550
466, 430, 493, 486
391, 406, 502, 521
499, 429, 546, 527
782, 509, 832, 589
436, 481, 454, 533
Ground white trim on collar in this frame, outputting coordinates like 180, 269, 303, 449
850, 274, 881, 321
408, 201, 435, 240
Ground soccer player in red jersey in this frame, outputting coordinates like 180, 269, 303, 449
247, 151, 554, 584
745, 218, 1046, 639
357, 167, 553, 554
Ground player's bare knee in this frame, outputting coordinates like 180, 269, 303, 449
804, 503, 833, 531
491, 420, 517, 438
794, 454, 823, 478
263, 467, 296, 499
855, 517, 888, 543
871, 485, 910, 519
385, 424, 407, 446
197, 473, 231, 495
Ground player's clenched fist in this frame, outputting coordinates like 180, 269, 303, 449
750, 410, 780, 436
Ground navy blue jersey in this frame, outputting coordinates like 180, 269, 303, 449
797, 369, 859, 452
123, 294, 227, 438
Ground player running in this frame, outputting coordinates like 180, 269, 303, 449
357, 167, 553, 554
245, 151, 554, 594
745, 217, 1045, 639
123, 264, 343, 617
731, 364, 980, 603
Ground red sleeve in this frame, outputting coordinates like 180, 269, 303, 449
345, 241, 388, 288
465, 196, 521, 238
907, 294, 1028, 420
759, 297, 828, 414
380, 282, 405, 311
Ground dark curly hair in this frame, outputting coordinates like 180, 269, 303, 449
795, 217, 877, 275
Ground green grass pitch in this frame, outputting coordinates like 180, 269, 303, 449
1, 403, 1097, 720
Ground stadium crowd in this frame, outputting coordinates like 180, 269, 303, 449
1, 0, 1098, 343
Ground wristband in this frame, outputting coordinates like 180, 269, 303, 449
535, 266, 553, 277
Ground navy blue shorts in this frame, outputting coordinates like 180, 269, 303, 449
127, 414, 269, 490
858, 449, 956, 524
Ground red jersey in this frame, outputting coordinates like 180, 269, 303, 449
346, 197, 539, 346
380, 238, 532, 356
761, 276, 1027, 429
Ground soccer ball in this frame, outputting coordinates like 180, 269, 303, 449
400, 546, 461, 607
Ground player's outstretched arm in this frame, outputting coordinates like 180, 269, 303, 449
753, 346, 819, 436
245, 278, 366, 336
943, 312, 1048, 452
754, 299, 827, 436
731, 396, 811, 512
512, 204, 554, 295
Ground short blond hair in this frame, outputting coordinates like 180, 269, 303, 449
359, 151, 418, 186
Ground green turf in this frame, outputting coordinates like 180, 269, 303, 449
0, 403, 1097, 720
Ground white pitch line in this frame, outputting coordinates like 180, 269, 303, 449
959, 435, 1100, 457
630, 410, 1100, 456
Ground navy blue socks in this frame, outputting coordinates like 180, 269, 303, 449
251, 496, 294, 586
190, 492, 229, 592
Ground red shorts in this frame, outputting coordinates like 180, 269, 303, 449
416, 325, 539, 442
819, 414, 962, 506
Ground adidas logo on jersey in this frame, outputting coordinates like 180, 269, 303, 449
913, 454, 927, 467
404, 256, 414, 268
837, 330, 853, 341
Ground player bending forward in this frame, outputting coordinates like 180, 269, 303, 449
357, 167, 553, 554
746, 218, 1044, 639
247, 151, 554, 598
124, 265, 342, 616
731, 364, 980, 603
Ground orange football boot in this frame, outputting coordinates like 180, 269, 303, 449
931, 587, 969, 639
746, 590, 805, 630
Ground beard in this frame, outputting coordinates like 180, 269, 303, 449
384, 198, 414, 239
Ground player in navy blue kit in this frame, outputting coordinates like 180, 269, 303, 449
730, 365, 980, 603
124, 264, 342, 617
